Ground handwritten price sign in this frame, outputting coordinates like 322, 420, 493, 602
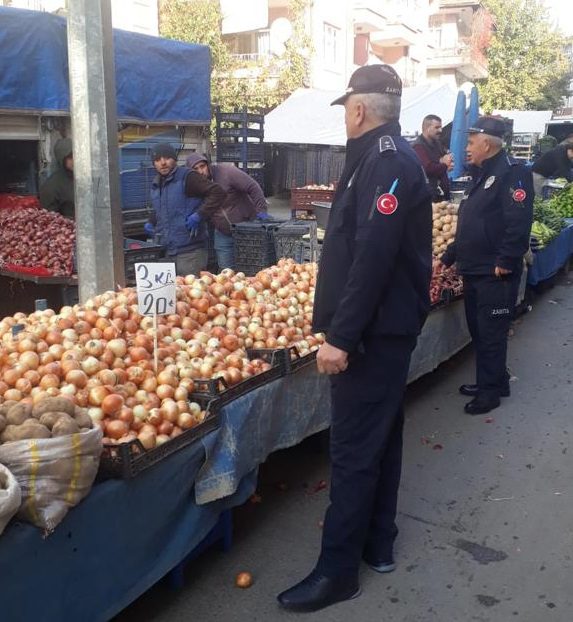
135, 262, 176, 317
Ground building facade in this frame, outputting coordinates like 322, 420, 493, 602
221, 0, 488, 91
3, 0, 160, 35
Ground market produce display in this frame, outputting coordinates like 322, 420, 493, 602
0, 194, 41, 211
0, 260, 322, 450
430, 260, 463, 306
544, 182, 573, 219
432, 201, 458, 256
531, 196, 567, 249
0, 206, 75, 276
0, 396, 93, 445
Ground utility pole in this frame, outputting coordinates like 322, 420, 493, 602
67, 0, 125, 301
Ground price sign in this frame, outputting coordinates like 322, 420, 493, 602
135, 262, 176, 317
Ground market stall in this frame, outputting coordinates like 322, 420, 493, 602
528, 184, 573, 285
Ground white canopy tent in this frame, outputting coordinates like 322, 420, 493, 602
264, 83, 459, 146
493, 110, 553, 134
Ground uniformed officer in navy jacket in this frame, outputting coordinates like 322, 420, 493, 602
442, 116, 533, 415
277, 65, 432, 613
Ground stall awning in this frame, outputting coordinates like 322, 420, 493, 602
0, 7, 211, 125
493, 110, 553, 135
264, 83, 459, 146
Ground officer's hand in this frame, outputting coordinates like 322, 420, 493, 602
143, 222, 155, 237
494, 266, 512, 277
317, 342, 348, 375
185, 212, 201, 232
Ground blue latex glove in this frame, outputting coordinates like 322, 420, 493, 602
143, 222, 155, 237
256, 211, 271, 221
185, 212, 201, 233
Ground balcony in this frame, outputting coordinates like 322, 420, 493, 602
353, 5, 387, 34
427, 44, 488, 79
370, 22, 419, 47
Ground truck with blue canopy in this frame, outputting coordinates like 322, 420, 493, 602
0, 6, 211, 235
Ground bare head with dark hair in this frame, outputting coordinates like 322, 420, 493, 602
422, 115, 443, 141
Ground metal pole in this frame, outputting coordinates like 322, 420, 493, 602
67, 0, 125, 302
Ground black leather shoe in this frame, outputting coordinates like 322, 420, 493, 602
459, 384, 510, 398
277, 570, 361, 612
363, 555, 396, 574
464, 397, 500, 415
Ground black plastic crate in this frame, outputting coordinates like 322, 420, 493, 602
217, 127, 264, 139
274, 220, 317, 263
206, 224, 218, 273
216, 111, 264, 125
248, 346, 318, 374
232, 221, 284, 276
217, 143, 264, 163
191, 350, 284, 405
124, 238, 164, 284
98, 396, 220, 479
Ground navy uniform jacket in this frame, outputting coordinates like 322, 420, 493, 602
442, 150, 533, 275
312, 121, 433, 354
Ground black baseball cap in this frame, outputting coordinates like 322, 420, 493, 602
151, 143, 177, 161
467, 116, 506, 139
331, 64, 403, 106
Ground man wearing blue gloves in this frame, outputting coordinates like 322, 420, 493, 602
186, 153, 269, 269
145, 144, 226, 277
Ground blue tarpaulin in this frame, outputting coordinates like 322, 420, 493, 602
527, 224, 573, 286
0, 7, 211, 124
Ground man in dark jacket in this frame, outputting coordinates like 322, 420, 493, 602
186, 153, 269, 269
277, 65, 432, 613
412, 115, 453, 201
145, 144, 226, 277
442, 116, 533, 415
531, 144, 573, 196
39, 138, 75, 219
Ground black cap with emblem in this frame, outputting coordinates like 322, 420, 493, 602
331, 64, 403, 106
467, 116, 506, 139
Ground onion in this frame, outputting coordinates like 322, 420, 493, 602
102, 393, 124, 416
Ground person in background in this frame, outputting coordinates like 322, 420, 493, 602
412, 115, 453, 202
186, 153, 269, 270
277, 65, 432, 613
442, 116, 533, 415
531, 143, 573, 196
39, 138, 75, 219
144, 143, 226, 277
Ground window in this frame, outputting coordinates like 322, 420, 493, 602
323, 23, 340, 69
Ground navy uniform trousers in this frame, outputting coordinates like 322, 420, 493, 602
316, 334, 417, 578
463, 270, 522, 400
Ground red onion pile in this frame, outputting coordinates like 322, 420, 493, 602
0, 207, 75, 276
430, 260, 463, 305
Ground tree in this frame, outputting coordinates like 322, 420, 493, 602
159, 0, 312, 114
479, 0, 570, 111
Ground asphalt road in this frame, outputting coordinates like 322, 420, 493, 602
115, 278, 573, 622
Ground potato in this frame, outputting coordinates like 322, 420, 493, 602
52, 416, 80, 437
18, 420, 51, 440
1, 421, 51, 443
0, 414, 6, 435
39, 411, 71, 430
0, 401, 18, 417
1, 424, 19, 443
74, 408, 93, 429
6, 402, 33, 426
33, 397, 75, 419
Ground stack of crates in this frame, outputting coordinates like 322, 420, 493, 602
231, 221, 284, 276
274, 220, 320, 264
216, 109, 265, 192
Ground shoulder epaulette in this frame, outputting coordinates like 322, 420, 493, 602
379, 136, 397, 153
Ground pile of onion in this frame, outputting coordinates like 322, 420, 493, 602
0, 260, 324, 450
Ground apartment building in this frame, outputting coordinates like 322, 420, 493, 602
3, 0, 160, 35
427, 0, 489, 88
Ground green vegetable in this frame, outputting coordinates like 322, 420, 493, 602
547, 183, 573, 218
